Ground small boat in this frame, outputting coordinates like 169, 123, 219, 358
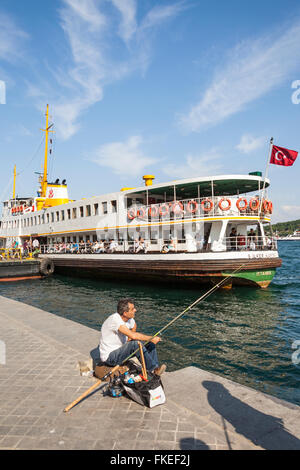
0, 106, 282, 288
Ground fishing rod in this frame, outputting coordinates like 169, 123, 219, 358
64, 263, 246, 412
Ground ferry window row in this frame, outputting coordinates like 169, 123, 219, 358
5, 200, 118, 228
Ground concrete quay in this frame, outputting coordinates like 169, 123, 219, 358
0, 295, 299, 451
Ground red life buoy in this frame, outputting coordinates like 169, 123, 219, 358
249, 198, 259, 211
218, 198, 231, 211
127, 208, 136, 220
236, 197, 248, 211
263, 200, 273, 214
187, 200, 198, 214
170, 201, 184, 215
159, 204, 169, 216
201, 199, 213, 212
269, 201, 273, 214
148, 205, 159, 218
137, 207, 146, 218
20, 206, 23, 212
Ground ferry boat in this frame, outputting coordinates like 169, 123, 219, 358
0, 106, 282, 288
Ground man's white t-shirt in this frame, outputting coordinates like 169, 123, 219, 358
99, 312, 136, 362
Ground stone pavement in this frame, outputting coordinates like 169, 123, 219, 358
0, 295, 299, 450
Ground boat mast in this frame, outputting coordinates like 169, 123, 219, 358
41, 104, 50, 198
12, 164, 16, 200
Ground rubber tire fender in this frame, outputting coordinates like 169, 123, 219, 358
39, 258, 55, 276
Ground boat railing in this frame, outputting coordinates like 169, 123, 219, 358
127, 196, 272, 222
39, 235, 277, 255
0, 247, 25, 261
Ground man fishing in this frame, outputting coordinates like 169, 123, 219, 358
99, 298, 166, 376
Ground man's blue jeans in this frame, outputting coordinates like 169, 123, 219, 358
106, 340, 159, 372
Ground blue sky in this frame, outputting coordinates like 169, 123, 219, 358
0, 0, 300, 223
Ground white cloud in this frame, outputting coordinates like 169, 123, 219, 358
0, 12, 28, 62
30, 0, 185, 140
92, 135, 157, 177
236, 134, 265, 154
163, 149, 223, 179
178, 19, 300, 132
111, 0, 137, 43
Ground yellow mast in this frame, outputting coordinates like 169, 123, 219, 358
12, 164, 16, 199
41, 104, 51, 198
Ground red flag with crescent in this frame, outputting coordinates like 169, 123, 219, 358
270, 145, 298, 166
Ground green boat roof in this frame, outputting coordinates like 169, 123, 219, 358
125, 174, 269, 199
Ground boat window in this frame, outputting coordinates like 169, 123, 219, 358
46, 214, 49, 224
67, 209, 71, 219
61, 210, 65, 221
111, 200, 117, 213
56, 211, 60, 222
51, 213, 54, 223
102, 202, 108, 214
80, 206, 84, 217
94, 203, 99, 216
72, 208, 77, 219
86, 205, 91, 217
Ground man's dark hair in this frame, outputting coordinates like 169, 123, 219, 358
117, 298, 135, 315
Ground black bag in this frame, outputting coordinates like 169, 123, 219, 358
121, 369, 166, 408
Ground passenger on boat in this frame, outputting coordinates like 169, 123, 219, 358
248, 229, 257, 250
161, 237, 176, 253
108, 239, 118, 253
79, 240, 86, 253
71, 242, 79, 254
237, 233, 246, 250
229, 228, 237, 251
86, 239, 93, 253
99, 298, 166, 376
135, 237, 148, 254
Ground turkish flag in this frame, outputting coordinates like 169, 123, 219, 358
270, 145, 298, 166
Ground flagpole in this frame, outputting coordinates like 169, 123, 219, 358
259, 137, 273, 217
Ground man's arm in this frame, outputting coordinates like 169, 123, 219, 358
118, 325, 161, 344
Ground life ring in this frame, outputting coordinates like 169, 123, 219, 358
236, 197, 248, 211
39, 258, 55, 276
159, 204, 169, 216
201, 199, 213, 212
187, 200, 198, 214
170, 201, 184, 215
249, 198, 260, 211
127, 208, 136, 220
148, 205, 159, 218
137, 207, 146, 218
263, 200, 273, 214
218, 198, 231, 211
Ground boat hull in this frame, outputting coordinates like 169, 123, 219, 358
45, 253, 282, 288
0, 258, 54, 282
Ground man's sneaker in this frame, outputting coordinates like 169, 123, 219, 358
153, 364, 167, 376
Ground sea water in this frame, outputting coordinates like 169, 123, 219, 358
0, 241, 299, 405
